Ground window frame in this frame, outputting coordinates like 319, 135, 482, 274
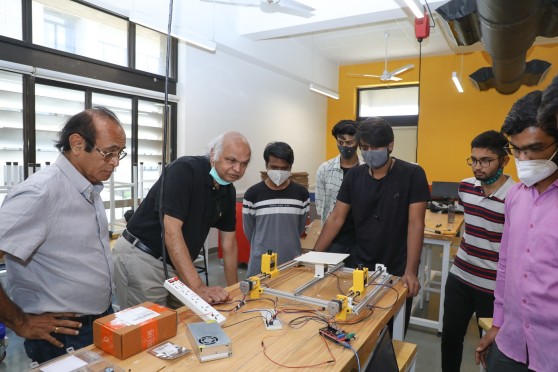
0, 0, 177, 94
356, 84, 419, 127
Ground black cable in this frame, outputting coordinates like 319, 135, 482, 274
159, 0, 174, 280
415, 38, 422, 162
222, 315, 265, 328
424, 0, 436, 29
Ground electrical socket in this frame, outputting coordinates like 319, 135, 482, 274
164, 277, 226, 324
260, 310, 282, 331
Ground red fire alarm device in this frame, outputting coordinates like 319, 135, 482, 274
415, 12, 430, 41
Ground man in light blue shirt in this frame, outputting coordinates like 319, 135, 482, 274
0, 107, 126, 364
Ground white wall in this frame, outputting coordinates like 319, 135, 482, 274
87, 0, 332, 193
177, 43, 327, 194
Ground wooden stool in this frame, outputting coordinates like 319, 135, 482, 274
393, 340, 417, 372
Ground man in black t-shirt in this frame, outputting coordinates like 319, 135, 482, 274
314, 117, 430, 330
112, 132, 251, 309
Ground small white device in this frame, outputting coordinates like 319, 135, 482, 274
164, 277, 226, 324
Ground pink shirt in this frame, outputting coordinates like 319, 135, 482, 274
493, 179, 558, 372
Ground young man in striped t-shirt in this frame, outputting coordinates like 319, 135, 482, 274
243, 142, 310, 277
441, 130, 515, 372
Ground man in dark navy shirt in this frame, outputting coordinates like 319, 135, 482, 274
314, 117, 430, 330
113, 132, 251, 308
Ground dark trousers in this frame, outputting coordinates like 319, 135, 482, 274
24, 306, 114, 364
486, 341, 534, 372
441, 273, 495, 372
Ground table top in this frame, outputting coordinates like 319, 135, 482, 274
86, 266, 407, 371
424, 210, 464, 241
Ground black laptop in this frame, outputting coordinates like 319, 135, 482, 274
364, 326, 399, 372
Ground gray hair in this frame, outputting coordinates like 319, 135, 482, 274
206, 131, 250, 161
206, 133, 226, 161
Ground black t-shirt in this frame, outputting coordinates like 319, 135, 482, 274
331, 166, 357, 246
337, 159, 430, 275
127, 156, 236, 261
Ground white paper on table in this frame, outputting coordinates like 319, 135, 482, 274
40, 355, 87, 372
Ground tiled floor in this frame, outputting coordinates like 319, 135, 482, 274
0, 250, 482, 372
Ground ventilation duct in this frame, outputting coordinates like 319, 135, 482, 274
436, 0, 558, 94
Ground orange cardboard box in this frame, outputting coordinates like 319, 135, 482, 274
93, 302, 177, 360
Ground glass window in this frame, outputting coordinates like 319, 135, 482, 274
136, 25, 167, 76
357, 85, 419, 163
358, 86, 419, 118
0, 0, 22, 39
0, 70, 24, 203
35, 84, 85, 166
32, 0, 128, 66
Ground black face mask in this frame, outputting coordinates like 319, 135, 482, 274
338, 145, 357, 159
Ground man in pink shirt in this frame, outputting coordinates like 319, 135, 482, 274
476, 80, 558, 371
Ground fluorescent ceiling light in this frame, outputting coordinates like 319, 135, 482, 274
129, 14, 216, 53
309, 83, 339, 100
452, 72, 464, 93
403, 0, 425, 19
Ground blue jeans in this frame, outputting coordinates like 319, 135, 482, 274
23, 306, 113, 364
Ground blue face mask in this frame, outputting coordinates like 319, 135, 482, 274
209, 167, 230, 186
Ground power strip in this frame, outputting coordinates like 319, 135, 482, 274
164, 277, 226, 324
260, 310, 282, 331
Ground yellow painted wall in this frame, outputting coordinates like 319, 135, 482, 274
327, 43, 558, 183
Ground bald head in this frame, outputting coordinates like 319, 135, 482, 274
208, 131, 251, 183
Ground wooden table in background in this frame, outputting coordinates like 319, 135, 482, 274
85, 265, 408, 371
410, 210, 465, 334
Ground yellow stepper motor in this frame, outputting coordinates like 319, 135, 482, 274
261, 250, 279, 278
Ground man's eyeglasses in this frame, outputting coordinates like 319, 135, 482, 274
94, 147, 127, 161
503, 141, 557, 157
466, 157, 499, 168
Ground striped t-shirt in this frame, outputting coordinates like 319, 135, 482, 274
242, 181, 310, 277
450, 175, 515, 293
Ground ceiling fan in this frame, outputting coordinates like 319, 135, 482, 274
202, 0, 315, 18
348, 32, 414, 82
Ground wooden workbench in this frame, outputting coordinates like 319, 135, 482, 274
85, 265, 408, 371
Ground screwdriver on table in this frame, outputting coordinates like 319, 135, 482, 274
425, 227, 454, 235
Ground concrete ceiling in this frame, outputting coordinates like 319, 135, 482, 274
229, 0, 474, 65
215, 0, 558, 67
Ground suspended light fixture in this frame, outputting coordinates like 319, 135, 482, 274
403, 0, 425, 19
309, 83, 339, 100
452, 72, 464, 93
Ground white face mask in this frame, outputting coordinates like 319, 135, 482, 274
515, 148, 558, 187
267, 170, 290, 187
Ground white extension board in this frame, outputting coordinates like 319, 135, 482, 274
164, 277, 226, 324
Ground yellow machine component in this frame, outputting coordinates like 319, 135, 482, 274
247, 276, 263, 299
334, 294, 352, 321
261, 250, 279, 278
349, 266, 369, 295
